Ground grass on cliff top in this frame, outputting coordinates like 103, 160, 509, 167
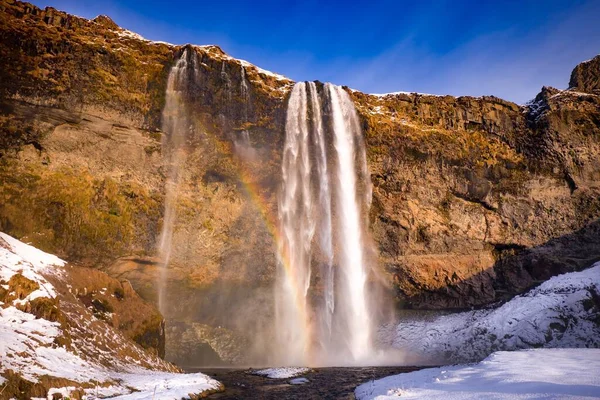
362, 110, 524, 169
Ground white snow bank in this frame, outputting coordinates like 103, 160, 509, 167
0, 232, 64, 270
107, 372, 221, 399
356, 348, 600, 400
371, 91, 444, 98
252, 367, 310, 379
382, 263, 600, 363
0, 232, 63, 305
0, 306, 65, 382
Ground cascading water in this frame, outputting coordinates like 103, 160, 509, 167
275, 81, 374, 366
328, 84, 372, 362
307, 82, 335, 351
276, 82, 314, 365
157, 49, 197, 314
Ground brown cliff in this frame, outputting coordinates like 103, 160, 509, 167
1, 0, 599, 363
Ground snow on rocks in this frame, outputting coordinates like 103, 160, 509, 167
0, 232, 222, 399
371, 91, 444, 97
289, 377, 310, 385
355, 348, 600, 400
381, 263, 600, 364
252, 367, 310, 379
0, 231, 64, 302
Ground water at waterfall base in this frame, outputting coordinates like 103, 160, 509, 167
187, 366, 429, 399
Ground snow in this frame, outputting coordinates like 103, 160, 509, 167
552, 90, 598, 99
381, 263, 600, 364
355, 348, 600, 400
371, 91, 444, 98
0, 232, 63, 303
239, 59, 290, 82
107, 372, 221, 399
114, 29, 146, 41
289, 377, 310, 385
112, 28, 175, 46
0, 233, 64, 270
252, 367, 310, 379
193, 45, 291, 83
0, 232, 222, 399
0, 306, 72, 382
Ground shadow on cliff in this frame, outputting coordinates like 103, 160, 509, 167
398, 218, 600, 310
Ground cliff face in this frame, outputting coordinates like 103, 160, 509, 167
353, 87, 600, 309
569, 54, 600, 94
1, 0, 599, 362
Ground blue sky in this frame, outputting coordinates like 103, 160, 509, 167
32, 0, 600, 103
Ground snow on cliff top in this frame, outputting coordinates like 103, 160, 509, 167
196, 45, 291, 82
355, 348, 600, 400
370, 91, 444, 97
105, 17, 291, 84
0, 232, 221, 399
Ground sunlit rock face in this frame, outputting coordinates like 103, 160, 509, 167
1, 0, 600, 365
569, 54, 600, 94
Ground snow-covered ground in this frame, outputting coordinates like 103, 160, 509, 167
380, 263, 600, 364
0, 232, 221, 399
251, 366, 310, 379
355, 348, 600, 400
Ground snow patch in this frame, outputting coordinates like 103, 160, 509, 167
0, 232, 64, 271
107, 372, 221, 399
289, 377, 310, 385
355, 348, 600, 400
381, 263, 600, 364
0, 232, 63, 303
371, 91, 444, 98
114, 29, 146, 41
252, 367, 310, 379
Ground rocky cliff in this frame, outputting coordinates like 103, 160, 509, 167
1, 0, 599, 364
0, 231, 190, 399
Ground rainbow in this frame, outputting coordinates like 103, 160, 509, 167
188, 123, 316, 365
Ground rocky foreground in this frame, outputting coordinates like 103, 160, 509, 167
0, 232, 222, 399
0, 0, 599, 363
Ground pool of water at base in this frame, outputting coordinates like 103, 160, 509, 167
186, 365, 429, 399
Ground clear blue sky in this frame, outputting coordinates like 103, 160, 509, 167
31, 0, 600, 103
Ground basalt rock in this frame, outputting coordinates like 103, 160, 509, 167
0, 0, 599, 362
569, 54, 600, 94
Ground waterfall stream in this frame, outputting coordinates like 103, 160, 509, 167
157, 49, 197, 314
276, 81, 374, 366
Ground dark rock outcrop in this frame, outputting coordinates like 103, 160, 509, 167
569, 54, 600, 94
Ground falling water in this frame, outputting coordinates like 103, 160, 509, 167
327, 83, 372, 361
276, 82, 314, 365
275, 81, 374, 366
157, 49, 196, 314
307, 82, 334, 348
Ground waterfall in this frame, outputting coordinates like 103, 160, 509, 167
157, 49, 197, 314
275, 81, 374, 366
276, 82, 314, 365
327, 84, 372, 361
307, 82, 334, 348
